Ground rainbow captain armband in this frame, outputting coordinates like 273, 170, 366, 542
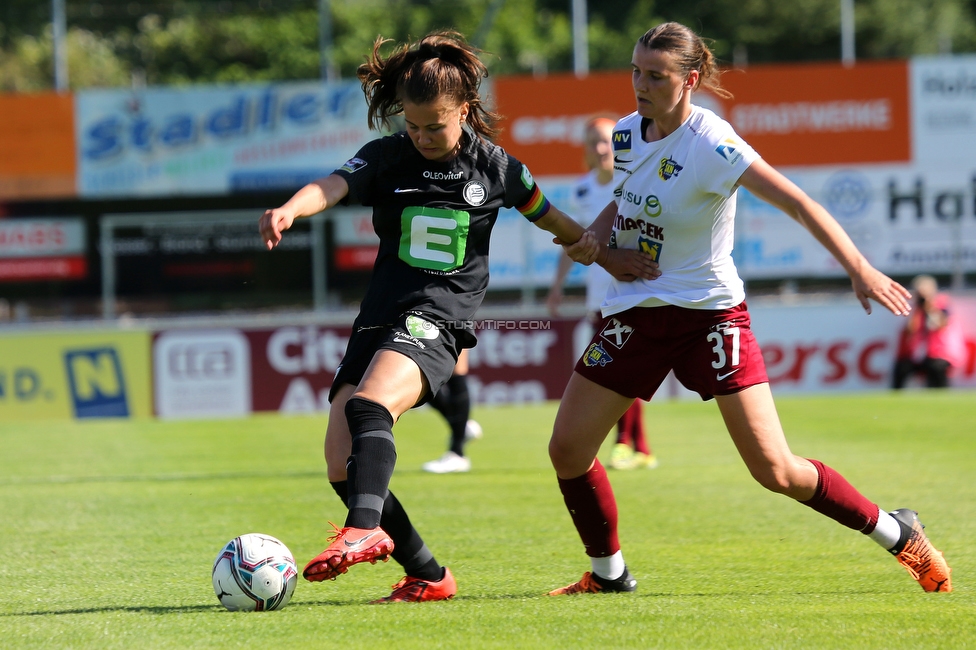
516, 184, 551, 222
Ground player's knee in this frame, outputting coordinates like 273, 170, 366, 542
548, 433, 573, 471
344, 396, 394, 437
548, 432, 592, 476
749, 463, 793, 495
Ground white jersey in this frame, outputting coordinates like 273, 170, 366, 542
568, 170, 617, 313
602, 105, 759, 315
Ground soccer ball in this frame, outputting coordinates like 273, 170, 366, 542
212, 533, 298, 611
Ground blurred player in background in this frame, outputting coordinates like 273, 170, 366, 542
421, 349, 483, 473
548, 116, 656, 471
548, 22, 952, 597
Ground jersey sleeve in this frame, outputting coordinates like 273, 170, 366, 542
332, 138, 383, 206
693, 122, 760, 197
503, 155, 551, 222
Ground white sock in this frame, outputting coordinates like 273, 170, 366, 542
869, 508, 903, 551
591, 551, 625, 581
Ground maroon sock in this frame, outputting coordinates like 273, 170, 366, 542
556, 459, 620, 557
615, 412, 633, 447
800, 459, 880, 533
625, 401, 652, 455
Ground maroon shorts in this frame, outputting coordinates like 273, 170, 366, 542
574, 303, 769, 401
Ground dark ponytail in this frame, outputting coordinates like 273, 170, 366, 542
357, 31, 500, 140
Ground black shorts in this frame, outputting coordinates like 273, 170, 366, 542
330, 310, 462, 406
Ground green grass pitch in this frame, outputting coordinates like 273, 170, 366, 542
1, 391, 973, 648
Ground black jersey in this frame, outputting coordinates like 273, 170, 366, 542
333, 131, 539, 345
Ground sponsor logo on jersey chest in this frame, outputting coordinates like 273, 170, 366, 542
423, 170, 463, 180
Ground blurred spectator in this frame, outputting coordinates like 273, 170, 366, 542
892, 275, 966, 389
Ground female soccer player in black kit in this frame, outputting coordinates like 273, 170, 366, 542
259, 31, 654, 603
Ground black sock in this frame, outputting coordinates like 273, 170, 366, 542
329, 480, 443, 581
428, 382, 453, 420
382, 491, 443, 580
344, 397, 397, 529
444, 374, 471, 456
330, 480, 350, 507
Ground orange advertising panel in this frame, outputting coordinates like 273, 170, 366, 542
493, 60, 910, 174
494, 71, 634, 176
717, 59, 910, 166
0, 92, 77, 200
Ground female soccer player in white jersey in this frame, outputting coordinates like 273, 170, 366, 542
548, 22, 952, 596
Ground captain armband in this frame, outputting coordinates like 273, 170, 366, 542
515, 185, 551, 222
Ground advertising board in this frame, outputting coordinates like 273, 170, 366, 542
153, 319, 578, 416
0, 93, 76, 200
911, 54, 976, 166
0, 330, 151, 420
140, 295, 976, 420
153, 329, 252, 419
734, 164, 976, 279
0, 218, 88, 281
718, 59, 911, 167
76, 81, 370, 197
493, 71, 636, 176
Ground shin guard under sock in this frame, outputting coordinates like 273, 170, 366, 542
344, 397, 397, 529
556, 459, 620, 557
800, 458, 880, 533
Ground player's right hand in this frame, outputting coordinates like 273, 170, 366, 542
259, 208, 296, 250
605, 248, 661, 282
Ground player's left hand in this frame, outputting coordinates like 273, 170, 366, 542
852, 266, 911, 316
604, 248, 661, 282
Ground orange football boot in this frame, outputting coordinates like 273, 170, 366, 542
548, 567, 637, 596
371, 567, 458, 603
303, 523, 394, 582
889, 509, 952, 593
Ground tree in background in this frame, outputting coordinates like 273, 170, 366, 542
1, 0, 976, 91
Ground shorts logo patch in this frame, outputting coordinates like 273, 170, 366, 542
462, 180, 488, 206
716, 368, 740, 381
600, 318, 634, 349
582, 342, 614, 367
405, 315, 439, 340
338, 157, 367, 174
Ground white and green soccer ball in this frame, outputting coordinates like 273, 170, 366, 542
212, 533, 298, 611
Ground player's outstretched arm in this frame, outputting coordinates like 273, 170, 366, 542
259, 174, 350, 250
738, 159, 911, 316
534, 205, 587, 249
556, 200, 660, 282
